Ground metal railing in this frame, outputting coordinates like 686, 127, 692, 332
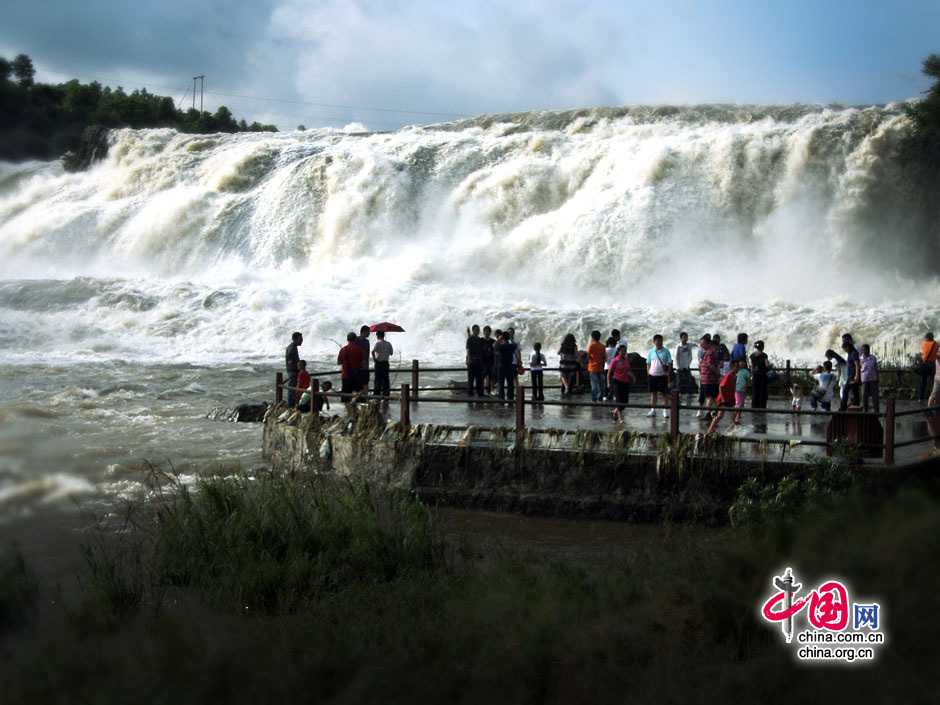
275, 361, 940, 467
300, 358, 927, 395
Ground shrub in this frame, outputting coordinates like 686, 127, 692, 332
0, 546, 37, 631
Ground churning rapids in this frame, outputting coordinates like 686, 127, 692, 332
1, 103, 939, 512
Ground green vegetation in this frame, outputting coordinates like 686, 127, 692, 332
1, 470, 939, 704
729, 456, 857, 527
145, 470, 437, 613
0, 53, 277, 162
906, 54, 940, 151
898, 52, 940, 243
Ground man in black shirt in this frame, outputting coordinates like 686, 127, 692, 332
285, 331, 303, 407
481, 326, 496, 394
466, 324, 485, 397
496, 330, 519, 401
750, 340, 769, 409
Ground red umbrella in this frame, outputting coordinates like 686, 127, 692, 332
369, 322, 405, 333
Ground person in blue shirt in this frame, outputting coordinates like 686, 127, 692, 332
646, 334, 673, 417
810, 361, 837, 411
730, 333, 749, 367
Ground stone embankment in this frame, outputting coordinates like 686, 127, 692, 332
262, 403, 809, 523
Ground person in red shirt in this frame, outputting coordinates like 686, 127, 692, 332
294, 360, 311, 408
337, 332, 364, 400
586, 330, 607, 402
696, 335, 720, 419
707, 359, 740, 435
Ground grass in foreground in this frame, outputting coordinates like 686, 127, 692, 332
1, 470, 938, 705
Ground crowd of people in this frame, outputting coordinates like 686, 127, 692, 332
283, 326, 940, 433
284, 327, 394, 407
461, 326, 940, 432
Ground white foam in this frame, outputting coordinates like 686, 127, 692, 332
0, 107, 937, 365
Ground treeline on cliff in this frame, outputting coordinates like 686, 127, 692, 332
0, 53, 278, 162
898, 53, 940, 246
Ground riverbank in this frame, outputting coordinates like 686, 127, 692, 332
1, 472, 938, 704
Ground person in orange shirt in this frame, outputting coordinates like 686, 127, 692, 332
586, 330, 607, 402
919, 332, 938, 402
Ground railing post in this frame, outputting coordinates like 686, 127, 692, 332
275, 372, 283, 404
670, 389, 680, 441
883, 398, 895, 466
310, 378, 319, 413
785, 359, 791, 392
515, 384, 526, 443
411, 359, 419, 403
400, 383, 411, 430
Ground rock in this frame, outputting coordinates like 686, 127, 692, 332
61, 125, 110, 172
202, 290, 237, 309
206, 402, 269, 423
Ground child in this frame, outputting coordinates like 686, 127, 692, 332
734, 359, 750, 425
299, 379, 332, 413
707, 359, 739, 434
317, 381, 333, 413
530, 343, 546, 402
790, 381, 804, 412
295, 360, 310, 408
810, 362, 836, 411
860, 344, 880, 413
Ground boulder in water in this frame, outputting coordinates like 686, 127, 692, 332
202, 290, 237, 309
206, 402, 269, 423
61, 125, 110, 172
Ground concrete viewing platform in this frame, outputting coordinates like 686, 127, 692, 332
279, 366, 940, 468
262, 390, 940, 523
302, 390, 940, 468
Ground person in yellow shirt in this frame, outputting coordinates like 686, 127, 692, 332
586, 330, 607, 402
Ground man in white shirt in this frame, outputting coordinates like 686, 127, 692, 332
372, 331, 393, 398
674, 331, 696, 407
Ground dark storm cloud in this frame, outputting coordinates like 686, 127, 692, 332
0, 0, 289, 102
1, 1, 938, 131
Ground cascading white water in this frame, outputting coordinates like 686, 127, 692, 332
0, 103, 937, 364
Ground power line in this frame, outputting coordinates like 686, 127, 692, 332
199, 94, 430, 129
204, 90, 467, 118
68, 72, 468, 119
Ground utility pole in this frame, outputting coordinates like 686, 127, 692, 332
192, 75, 205, 112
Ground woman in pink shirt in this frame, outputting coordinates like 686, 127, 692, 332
607, 345, 635, 422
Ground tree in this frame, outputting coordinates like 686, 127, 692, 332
12, 54, 35, 88
297, 124, 306, 131
213, 105, 236, 132
0, 59, 278, 161
908, 53, 940, 138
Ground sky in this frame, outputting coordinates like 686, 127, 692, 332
1, 0, 938, 132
